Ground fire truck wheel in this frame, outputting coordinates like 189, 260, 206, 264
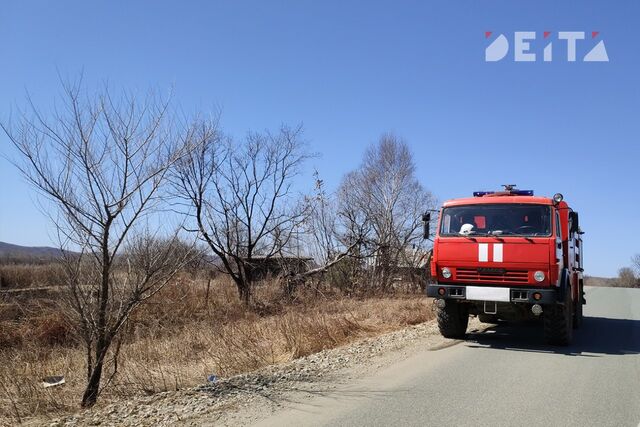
478, 314, 499, 324
573, 282, 584, 329
437, 302, 469, 338
543, 287, 574, 346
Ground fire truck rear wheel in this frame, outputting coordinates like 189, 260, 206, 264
543, 287, 574, 346
437, 302, 469, 338
573, 282, 584, 329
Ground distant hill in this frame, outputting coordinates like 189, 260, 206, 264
0, 241, 63, 263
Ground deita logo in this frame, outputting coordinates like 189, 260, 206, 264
485, 31, 609, 62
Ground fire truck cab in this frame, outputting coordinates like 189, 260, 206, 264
424, 186, 584, 345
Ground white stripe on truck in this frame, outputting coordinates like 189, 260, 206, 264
493, 243, 503, 262
478, 243, 488, 262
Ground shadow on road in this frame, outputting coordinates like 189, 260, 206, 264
465, 316, 640, 356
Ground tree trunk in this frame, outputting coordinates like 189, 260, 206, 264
233, 269, 252, 306
235, 281, 251, 305
242, 285, 250, 306
81, 344, 109, 407
82, 226, 112, 407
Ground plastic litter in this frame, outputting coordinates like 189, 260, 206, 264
42, 376, 65, 388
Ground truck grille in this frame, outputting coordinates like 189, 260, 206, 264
455, 268, 529, 284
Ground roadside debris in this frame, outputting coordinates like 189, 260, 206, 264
42, 376, 65, 388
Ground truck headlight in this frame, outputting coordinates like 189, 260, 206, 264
534, 271, 545, 282
441, 267, 452, 279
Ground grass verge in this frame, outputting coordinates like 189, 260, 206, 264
0, 278, 433, 424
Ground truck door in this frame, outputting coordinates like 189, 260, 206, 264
555, 210, 564, 280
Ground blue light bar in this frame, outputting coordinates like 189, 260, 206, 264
473, 190, 534, 197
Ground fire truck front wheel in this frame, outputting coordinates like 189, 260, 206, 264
543, 286, 574, 346
437, 302, 469, 339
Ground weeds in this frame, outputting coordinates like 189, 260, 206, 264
0, 263, 63, 289
0, 276, 433, 423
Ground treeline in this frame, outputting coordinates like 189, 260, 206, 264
583, 254, 640, 288
611, 255, 640, 288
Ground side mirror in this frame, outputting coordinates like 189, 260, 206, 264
569, 212, 579, 234
422, 212, 431, 239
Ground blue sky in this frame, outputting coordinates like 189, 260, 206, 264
1, 1, 638, 276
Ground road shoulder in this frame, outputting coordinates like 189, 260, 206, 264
48, 317, 486, 426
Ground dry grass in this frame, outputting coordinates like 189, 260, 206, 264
0, 263, 64, 289
0, 276, 434, 424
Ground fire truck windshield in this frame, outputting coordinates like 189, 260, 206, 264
439, 204, 552, 237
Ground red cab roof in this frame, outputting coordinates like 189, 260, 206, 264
442, 195, 556, 207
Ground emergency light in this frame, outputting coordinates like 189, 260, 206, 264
511, 190, 534, 196
473, 190, 534, 197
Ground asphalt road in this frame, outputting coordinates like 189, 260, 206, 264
255, 287, 640, 427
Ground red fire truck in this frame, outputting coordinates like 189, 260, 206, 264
424, 185, 584, 345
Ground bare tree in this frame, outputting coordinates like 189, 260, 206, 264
303, 171, 356, 266
338, 133, 436, 289
277, 171, 370, 296
2, 81, 193, 407
174, 120, 310, 304
617, 267, 637, 288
